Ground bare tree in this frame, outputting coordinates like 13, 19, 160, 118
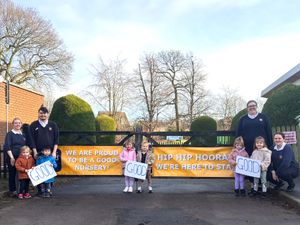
181, 54, 208, 127
134, 53, 170, 131
214, 86, 246, 130
85, 56, 129, 118
0, 0, 73, 89
156, 50, 186, 131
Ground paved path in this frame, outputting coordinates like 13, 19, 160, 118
0, 177, 300, 225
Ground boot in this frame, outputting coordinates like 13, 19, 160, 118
286, 180, 295, 192
261, 192, 267, 199
234, 189, 239, 197
248, 188, 255, 195
240, 189, 246, 197
249, 190, 257, 197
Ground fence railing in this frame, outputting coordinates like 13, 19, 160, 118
58, 130, 236, 147
0, 147, 8, 178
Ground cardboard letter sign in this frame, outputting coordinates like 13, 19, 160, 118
235, 156, 261, 178
124, 161, 148, 180
28, 161, 57, 186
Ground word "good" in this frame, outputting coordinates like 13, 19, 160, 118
29, 163, 55, 181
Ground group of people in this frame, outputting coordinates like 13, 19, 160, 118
3, 106, 59, 198
119, 141, 155, 193
229, 100, 299, 197
2, 100, 299, 198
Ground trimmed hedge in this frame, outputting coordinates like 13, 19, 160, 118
262, 84, 300, 126
95, 114, 117, 145
50, 94, 96, 145
190, 116, 217, 146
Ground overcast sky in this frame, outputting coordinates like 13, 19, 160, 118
14, 0, 300, 115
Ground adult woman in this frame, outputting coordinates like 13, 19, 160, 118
236, 100, 273, 156
268, 132, 299, 192
3, 118, 26, 196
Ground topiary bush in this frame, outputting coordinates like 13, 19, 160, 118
190, 116, 217, 146
262, 84, 300, 126
230, 108, 247, 131
95, 114, 117, 145
49, 94, 96, 145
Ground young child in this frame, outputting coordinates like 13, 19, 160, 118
119, 141, 136, 193
15, 146, 35, 199
250, 136, 272, 197
136, 141, 155, 193
36, 147, 57, 198
228, 136, 249, 196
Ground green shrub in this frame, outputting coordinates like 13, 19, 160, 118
262, 84, 300, 126
230, 108, 247, 131
95, 114, 117, 145
190, 116, 217, 146
49, 94, 96, 145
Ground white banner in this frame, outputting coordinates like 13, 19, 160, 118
235, 156, 261, 178
124, 161, 148, 180
28, 161, 57, 186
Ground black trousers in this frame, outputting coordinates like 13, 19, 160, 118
19, 179, 30, 194
6, 158, 17, 192
267, 166, 299, 186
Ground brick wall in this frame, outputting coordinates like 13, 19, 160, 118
0, 81, 44, 146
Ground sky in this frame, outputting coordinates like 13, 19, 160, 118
13, 0, 300, 117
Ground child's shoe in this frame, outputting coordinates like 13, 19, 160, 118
17, 193, 24, 199
43, 192, 51, 198
248, 188, 255, 195
137, 186, 142, 193
128, 187, 133, 193
240, 189, 246, 197
24, 193, 32, 199
234, 189, 239, 197
261, 192, 267, 199
148, 186, 153, 193
123, 187, 129, 193
249, 190, 257, 197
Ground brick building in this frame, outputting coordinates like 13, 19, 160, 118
0, 81, 44, 145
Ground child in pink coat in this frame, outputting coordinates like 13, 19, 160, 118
120, 141, 136, 193
228, 136, 249, 196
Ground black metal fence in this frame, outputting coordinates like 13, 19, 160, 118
58, 130, 236, 147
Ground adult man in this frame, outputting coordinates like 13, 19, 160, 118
30, 106, 59, 158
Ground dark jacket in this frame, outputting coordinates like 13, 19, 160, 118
236, 113, 273, 156
29, 120, 59, 152
269, 143, 299, 177
136, 151, 155, 170
15, 155, 35, 180
3, 131, 26, 157
36, 155, 58, 183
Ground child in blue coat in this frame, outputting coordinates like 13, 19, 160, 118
36, 147, 57, 198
